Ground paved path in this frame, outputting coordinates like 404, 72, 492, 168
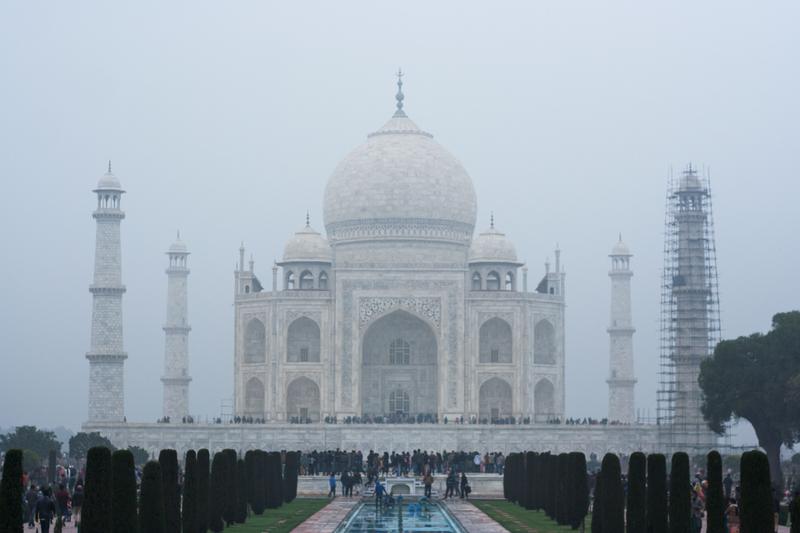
291, 497, 359, 533
443, 500, 510, 533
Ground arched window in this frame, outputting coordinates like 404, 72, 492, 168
319, 271, 329, 290
505, 272, 514, 291
243, 318, 266, 363
299, 271, 314, 290
479, 377, 513, 422
486, 271, 501, 291
389, 390, 410, 415
534, 379, 555, 422
286, 271, 295, 290
479, 318, 513, 363
471, 272, 482, 291
389, 339, 410, 365
287, 317, 321, 363
245, 377, 265, 415
534, 319, 557, 364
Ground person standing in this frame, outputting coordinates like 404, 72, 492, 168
35, 487, 56, 533
25, 484, 38, 528
328, 472, 337, 498
460, 472, 469, 499
445, 469, 456, 499
71, 483, 84, 525
723, 470, 733, 500
55, 484, 71, 523
374, 479, 386, 507
423, 471, 434, 498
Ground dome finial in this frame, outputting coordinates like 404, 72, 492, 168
619, 232, 622, 242
107, 160, 112, 173
490, 211, 495, 230
306, 210, 310, 227
393, 68, 406, 118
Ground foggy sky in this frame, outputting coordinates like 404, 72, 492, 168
1, 1, 798, 444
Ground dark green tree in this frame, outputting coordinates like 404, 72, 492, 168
222, 449, 237, 525
647, 454, 668, 533
48, 450, 57, 484
208, 452, 225, 532
182, 450, 197, 533
590, 473, 603, 533
0, 449, 24, 533
705, 451, 725, 533
128, 446, 149, 466
569, 452, 589, 530
557, 453, 569, 525
158, 450, 181, 533
283, 451, 299, 503
250, 451, 266, 515
699, 311, 800, 489
626, 452, 646, 533
196, 449, 210, 533
739, 450, 773, 533
139, 461, 165, 533
265, 452, 283, 509
236, 459, 247, 523
68, 433, 114, 461
82, 446, 112, 533
600, 453, 624, 533
669, 453, 690, 533
111, 450, 138, 533
0, 427, 61, 459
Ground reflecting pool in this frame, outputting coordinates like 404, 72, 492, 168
337, 498, 464, 532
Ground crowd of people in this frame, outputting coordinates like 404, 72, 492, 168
17, 464, 87, 533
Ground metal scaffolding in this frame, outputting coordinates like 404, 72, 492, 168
657, 164, 721, 451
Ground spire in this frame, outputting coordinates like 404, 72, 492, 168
490, 212, 495, 230
619, 232, 622, 242
107, 160, 112, 173
393, 68, 406, 118
306, 210, 310, 227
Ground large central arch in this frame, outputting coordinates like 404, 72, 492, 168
361, 310, 438, 418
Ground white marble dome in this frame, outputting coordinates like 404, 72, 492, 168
168, 235, 189, 254
283, 223, 332, 263
323, 112, 478, 242
95, 169, 123, 191
468, 225, 520, 264
611, 237, 631, 256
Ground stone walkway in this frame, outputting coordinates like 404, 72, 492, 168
291, 497, 359, 533
442, 500, 510, 533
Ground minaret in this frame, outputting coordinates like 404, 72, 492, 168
86, 162, 127, 422
161, 232, 192, 421
607, 235, 636, 423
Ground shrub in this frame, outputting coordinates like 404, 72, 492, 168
626, 452, 646, 533
182, 450, 197, 533
284, 451, 300, 503
669, 452, 690, 533
739, 450, 773, 533
600, 453, 623, 533
208, 452, 225, 532
569, 452, 589, 530
236, 459, 247, 523
110, 449, 138, 533
705, 451, 725, 533
0, 449, 24, 533
647, 454, 668, 533
139, 461, 165, 533
196, 449, 210, 533
159, 449, 181, 533
82, 446, 112, 533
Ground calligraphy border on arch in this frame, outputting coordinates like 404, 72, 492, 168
358, 296, 442, 331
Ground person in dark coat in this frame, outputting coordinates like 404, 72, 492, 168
460, 472, 470, 499
25, 484, 39, 527
71, 483, 84, 525
35, 487, 56, 533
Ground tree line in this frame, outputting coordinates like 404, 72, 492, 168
503, 449, 775, 533
0, 446, 300, 533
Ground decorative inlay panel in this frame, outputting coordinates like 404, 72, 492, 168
358, 297, 441, 330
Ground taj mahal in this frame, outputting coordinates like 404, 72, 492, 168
83, 74, 717, 455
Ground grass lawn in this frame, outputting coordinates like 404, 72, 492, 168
471, 500, 588, 533
223, 499, 330, 533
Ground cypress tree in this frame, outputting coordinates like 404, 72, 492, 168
82, 446, 113, 533
182, 450, 197, 533
647, 454, 668, 533
251, 451, 266, 515
600, 453, 624, 533
208, 452, 225, 533
0, 449, 24, 533
739, 450, 773, 533
502, 453, 512, 501
549, 454, 559, 519
569, 452, 589, 530
626, 452, 646, 533
557, 453, 570, 525
236, 459, 247, 523
284, 451, 300, 503
111, 449, 138, 533
244, 450, 255, 509
524, 452, 536, 510
158, 450, 181, 533
590, 473, 603, 533
265, 452, 283, 509
669, 452, 690, 533
705, 451, 725, 533
222, 449, 237, 525
139, 461, 166, 533
196, 449, 210, 533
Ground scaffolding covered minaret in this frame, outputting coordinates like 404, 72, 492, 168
658, 164, 721, 450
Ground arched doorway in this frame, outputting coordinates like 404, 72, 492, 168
479, 317, 512, 363
534, 378, 555, 422
534, 319, 556, 364
361, 310, 437, 419
479, 377, 513, 422
244, 318, 266, 363
244, 377, 265, 416
286, 377, 320, 422
287, 317, 321, 362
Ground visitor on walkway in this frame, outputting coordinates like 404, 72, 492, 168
460, 472, 470, 500
424, 472, 434, 498
723, 469, 733, 500
374, 479, 385, 507
55, 483, 71, 523
72, 483, 84, 525
35, 487, 56, 533
445, 469, 457, 499
328, 472, 337, 498
25, 484, 38, 528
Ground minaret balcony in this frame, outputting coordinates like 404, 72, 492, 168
89, 285, 126, 294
